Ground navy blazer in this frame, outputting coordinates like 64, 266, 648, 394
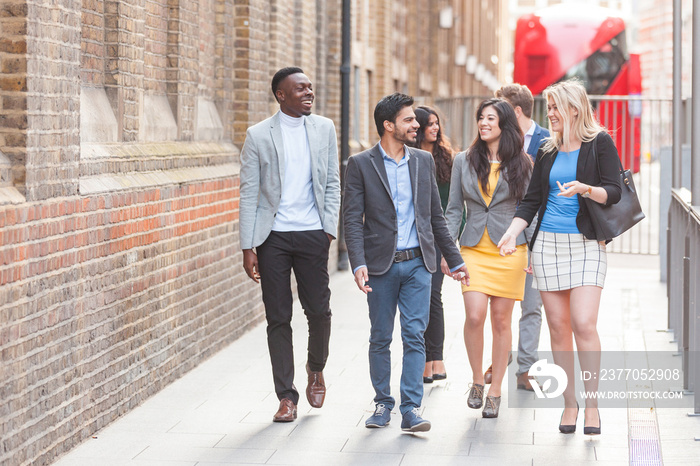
515, 131, 622, 244
526, 122, 549, 160
343, 143, 464, 275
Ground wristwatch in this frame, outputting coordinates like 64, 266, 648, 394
581, 185, 592, 198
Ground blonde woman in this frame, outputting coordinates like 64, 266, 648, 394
498, 80, 622, 434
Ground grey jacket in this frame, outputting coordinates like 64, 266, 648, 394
239, 112, 341, 250
445, 150, 531, 247
343, 143, 463, 275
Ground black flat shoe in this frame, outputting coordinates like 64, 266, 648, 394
432, 373, 447, 380
559, 402, 579, 434
423, 376, 434, 384
584, 408, 601, 435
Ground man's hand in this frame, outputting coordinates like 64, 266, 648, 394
449, 264, 470, 286
327, 233, 335, 244
440, 257, 451, 275
354, 266, 372, 294
243, 249, 260, 283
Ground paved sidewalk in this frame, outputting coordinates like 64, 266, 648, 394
54, 254, 700, 465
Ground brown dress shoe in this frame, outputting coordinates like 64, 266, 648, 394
483, 366, 493, 385
273, 398, 297, 422
483, 353, 513, 385
306, 364, 326, 408
516, 372, 538, 391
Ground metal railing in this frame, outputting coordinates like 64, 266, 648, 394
668, 189, 700, 414
434, 95, 671, 254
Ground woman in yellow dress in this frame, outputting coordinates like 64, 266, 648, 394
443, 98, 533, 418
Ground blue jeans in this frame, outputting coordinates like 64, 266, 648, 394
366, 257, 431, 415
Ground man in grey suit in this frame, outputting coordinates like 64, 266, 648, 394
239, 67, 340, 422
343, 93, 469, 432
488, 84, 550, 391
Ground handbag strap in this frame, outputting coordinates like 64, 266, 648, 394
590, 132, 624, 180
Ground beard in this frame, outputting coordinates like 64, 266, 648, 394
395, 128, 417, 145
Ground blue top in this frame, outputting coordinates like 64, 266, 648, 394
539, 149, 581, 234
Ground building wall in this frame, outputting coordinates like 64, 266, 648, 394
0, 1, 341, 465
0, 1, 507, 463
638, 0, 693, 100
349, 0, 508, 151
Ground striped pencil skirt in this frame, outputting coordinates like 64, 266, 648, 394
531, 231, 607, 291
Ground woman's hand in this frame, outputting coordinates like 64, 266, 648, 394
556, 180, 589, 198
497, 233, 517, 256
449, 264, 470, 286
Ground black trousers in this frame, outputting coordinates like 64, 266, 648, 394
425, 242, 445, 362
256, 229, 332, 405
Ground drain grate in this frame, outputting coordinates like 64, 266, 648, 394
629, 407, 663, 466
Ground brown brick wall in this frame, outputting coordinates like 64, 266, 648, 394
0, 0, 28, 191
0, 0, 342, 465
349, 0, 507, 147
144, 0, 168, 93
25, 0, 81, 201
0, 173, 263, 466
105, 0, 146, 142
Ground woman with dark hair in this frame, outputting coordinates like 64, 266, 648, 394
443, 98, 533, 418
412, 106, 455, 384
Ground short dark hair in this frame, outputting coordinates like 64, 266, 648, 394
271, 67, 304, 102
494, 83, 534, 118
373, 93, 414, 137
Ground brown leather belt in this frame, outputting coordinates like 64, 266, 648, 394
393, 247, 422, 263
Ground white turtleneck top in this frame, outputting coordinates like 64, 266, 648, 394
272, 111, 322, 232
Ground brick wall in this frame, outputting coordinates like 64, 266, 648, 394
0, 0, 342, 465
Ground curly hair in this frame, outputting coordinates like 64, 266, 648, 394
413, 106, 454, 184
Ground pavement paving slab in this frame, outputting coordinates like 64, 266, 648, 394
52, 253, 700, 465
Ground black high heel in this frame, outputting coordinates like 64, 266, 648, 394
584, 408, 601, 435
558, 402, 579, 434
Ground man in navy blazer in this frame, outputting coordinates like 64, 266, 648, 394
492, 84, 549, 391
343, 93, 469, 432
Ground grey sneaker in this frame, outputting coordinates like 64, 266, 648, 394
401, 407, 431, 432
467, 383, 485, 409
365, 403, 391, 428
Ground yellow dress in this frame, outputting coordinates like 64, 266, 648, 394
460, 162, 528, 300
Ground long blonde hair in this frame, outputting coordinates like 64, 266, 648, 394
541, 80, 606, 154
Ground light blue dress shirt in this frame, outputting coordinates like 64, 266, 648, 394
379, 144, 420, 251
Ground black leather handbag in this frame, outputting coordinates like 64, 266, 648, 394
584, 135, 645, 242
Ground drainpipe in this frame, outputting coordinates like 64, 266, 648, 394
673, 0, 682, 189
337, 0, 351, 271
693, 0, 700, 203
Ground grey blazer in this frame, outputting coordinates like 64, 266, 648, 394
444, 151, 530, 247
239, 112, 341, 250
343, 143, 463, 275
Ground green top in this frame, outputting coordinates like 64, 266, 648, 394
437, 181, 450, 213
438, 179, 466, 236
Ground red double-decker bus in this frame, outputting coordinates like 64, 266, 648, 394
514, 4, 642, 172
